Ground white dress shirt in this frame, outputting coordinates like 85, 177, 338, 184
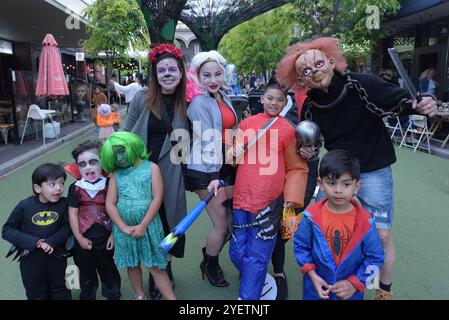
113, 82, 143, 103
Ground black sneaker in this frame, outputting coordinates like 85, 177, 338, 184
274, 275, 288, 300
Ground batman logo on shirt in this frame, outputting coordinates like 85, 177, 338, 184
32, 211, 59, 226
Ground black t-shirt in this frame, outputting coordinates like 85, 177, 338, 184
147, 94, 175, 163
67, 182, 80, 208
2, 195, 70, 251
301, 72, 411, 173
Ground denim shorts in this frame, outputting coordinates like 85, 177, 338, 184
316, 166, 394, 230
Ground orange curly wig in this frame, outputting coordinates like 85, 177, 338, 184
276, 37, 348, 93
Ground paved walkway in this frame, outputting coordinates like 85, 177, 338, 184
0, 105, 127, 178
0, 121, 95, 178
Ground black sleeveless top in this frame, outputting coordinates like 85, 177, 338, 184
147, 94, 175, 164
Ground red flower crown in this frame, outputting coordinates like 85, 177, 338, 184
149, 44, 183, 63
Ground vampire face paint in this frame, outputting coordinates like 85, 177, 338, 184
77, 150, 102, 183
198, 61, 224, 94
295, 49, 335, 91
112, 145, 131, 169
156, 57, 182, 94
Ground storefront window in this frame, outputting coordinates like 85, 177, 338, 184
393, 37, 415, 78
69, 80, 92, 122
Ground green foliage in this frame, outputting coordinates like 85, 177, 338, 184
181, 0, 290, 51
291, 0, 400, 57
82, 0, 150, 66
219, 5, 294, 76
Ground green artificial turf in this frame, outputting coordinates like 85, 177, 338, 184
1, 135, 448, 300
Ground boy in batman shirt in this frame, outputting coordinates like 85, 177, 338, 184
2, 163, 72, 300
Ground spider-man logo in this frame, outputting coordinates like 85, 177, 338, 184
325, 224, 352, 259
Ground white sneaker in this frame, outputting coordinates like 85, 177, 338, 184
260, 273, 277, 300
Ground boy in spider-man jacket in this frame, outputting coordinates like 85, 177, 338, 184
294, 150, 384, 300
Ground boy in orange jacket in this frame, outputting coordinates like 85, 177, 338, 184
229, 81, 309, 300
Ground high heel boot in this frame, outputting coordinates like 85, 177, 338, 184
200, 247, 229, 287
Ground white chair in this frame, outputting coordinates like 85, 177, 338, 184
383, 116, 404, 144
399, 114, 432, 154
20, 104, 58, 145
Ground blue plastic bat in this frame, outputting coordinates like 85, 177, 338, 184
159, 180, 224, 254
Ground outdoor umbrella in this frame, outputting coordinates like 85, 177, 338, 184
35, 33, 69, 97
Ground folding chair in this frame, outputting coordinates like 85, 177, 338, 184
399, 115, 432, 154
383, 116, 404, 144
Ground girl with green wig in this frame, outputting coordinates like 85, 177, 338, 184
101, 131, 148, 173
102, 131, 176, 300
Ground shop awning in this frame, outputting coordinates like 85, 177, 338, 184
0, 0, 88, 48
394, 0, 446, 19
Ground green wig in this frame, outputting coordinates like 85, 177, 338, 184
100, 131, 148, 173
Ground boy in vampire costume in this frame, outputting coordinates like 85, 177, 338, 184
66, 140, 121, 300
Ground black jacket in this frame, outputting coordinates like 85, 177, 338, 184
301, 72, 411, 173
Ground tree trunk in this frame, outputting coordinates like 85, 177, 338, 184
198, 35, 218, 51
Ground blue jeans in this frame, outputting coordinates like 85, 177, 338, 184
316, 166, 394, 229
229, 209, 277, 300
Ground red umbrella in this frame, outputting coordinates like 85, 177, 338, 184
35, 34, 69, 97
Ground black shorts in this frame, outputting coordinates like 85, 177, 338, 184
185, 164, 235, 191
185, 144, 236, 191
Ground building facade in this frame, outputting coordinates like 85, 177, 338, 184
377, 0, 449, 100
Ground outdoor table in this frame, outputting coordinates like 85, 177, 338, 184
429, 110, 449, 148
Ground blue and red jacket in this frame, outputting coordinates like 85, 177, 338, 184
294, 199, 384, 300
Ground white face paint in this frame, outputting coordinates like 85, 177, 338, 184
156, 58, 182, 94
198, 61, 224, 94
77, 150, 102, 183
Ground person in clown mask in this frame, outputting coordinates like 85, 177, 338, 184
67, 140, 121, 300
277, 37, 438, 300
101, 132, 175, 300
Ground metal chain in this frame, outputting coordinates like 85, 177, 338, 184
346, 76, 408, 118
303, 73, 409, 120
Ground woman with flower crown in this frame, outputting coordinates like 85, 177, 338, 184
123, 43, 189, 300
